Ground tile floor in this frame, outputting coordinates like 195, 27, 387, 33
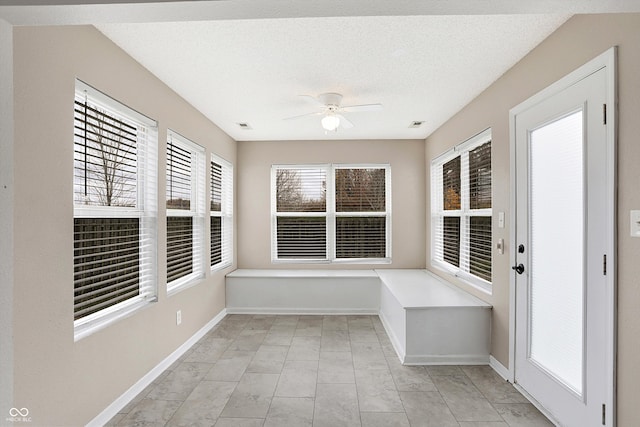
106, 315, 553, 427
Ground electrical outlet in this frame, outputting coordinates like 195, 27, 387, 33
176, 310, 182, 325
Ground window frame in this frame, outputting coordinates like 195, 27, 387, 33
166, 130, 206, 295
271, 163, 392, 264
431, 129, 492, 292
210, 153, 233, 272
73, 79, 158, 341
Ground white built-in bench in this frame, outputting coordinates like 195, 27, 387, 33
225, 269, 380, 314
376, 269, 491, 365
225, 269, 491, 365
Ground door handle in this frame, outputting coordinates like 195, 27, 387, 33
512, 264, 525, 274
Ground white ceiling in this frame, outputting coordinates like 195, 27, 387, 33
96, 15, 573, 140
4, 1, 639, 141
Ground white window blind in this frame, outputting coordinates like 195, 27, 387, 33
210, 154, 233, 270
335, 167, 387, 259
272, 164, 391, 263
431, 129, 492, 290
73, 80, 158, 339
166, 131, 205, 293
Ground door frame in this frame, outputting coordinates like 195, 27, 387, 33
508, 47, 617, 425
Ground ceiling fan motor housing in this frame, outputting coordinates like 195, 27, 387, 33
318, 92, 343, 107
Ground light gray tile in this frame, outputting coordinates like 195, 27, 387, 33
349, 330, 380, 343
205, 351, 254, 381
186, 338, 233, 363
104, 412, 126, 426
351, 342, 388, 370
426, 365, 465, 376
147, 362, 213, 401
321, 330, 351, 352
493, 403, 554, 426
167, 381, 237, 426
386, 357, 437, 392
262, 333, 294, 346
355, 369, 404, 412
461, 365, 502, 381
432, 374, 483, 397
267, 324, 296, 335
360, 412, 410, 427
275, 360, 318, 397
228, 330, 267, 351
117, 398, 183, 426
295, 325, 323, 337
119, 379, 159, 414
458, 423, 509, 427
287, 336, 321, 361
314, 383, 361, 427
264, 397, 314, 427
220, 373, 279, 418
214, 418, 265, 427
272, 315, 299, 326
245, 316, 277, 331
399, 391, 459, 427
297, 315, 323, 326
210, 325, 245, 339
318, 351, 355, 384
247, 344, 289, 373
347, 315, 374, 328
323, 315, 349, 331
442, 392, 503, 422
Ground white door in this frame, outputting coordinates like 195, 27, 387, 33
512, 55, 615, 427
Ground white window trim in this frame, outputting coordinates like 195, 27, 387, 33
271, 163, 391, 264
431, 128, 492, 292
210, 153, 233, 272
73, 80, 158, 341
166, 130, 206, 295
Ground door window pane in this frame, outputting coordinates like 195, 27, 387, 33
529, 110, 584, 394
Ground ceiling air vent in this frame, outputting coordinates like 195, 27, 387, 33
409, 121, 425, 128
237, 122, 252, 130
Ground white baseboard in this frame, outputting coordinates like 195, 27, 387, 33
225, 307, 378, 315
87, 309, 227, 427
489, 355, 511, 381
377, 310, 405, 363
403, 354, 490, 365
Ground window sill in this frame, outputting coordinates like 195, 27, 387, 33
74, 297, 156, 342
271, 258, 392, 265
167, 273, 205, 297
430, 261, 492, 295
211, 261, 232, 274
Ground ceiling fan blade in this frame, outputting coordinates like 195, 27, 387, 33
337, 114, 354, 129
283, 111, 323, 121
341, 103, 383, 113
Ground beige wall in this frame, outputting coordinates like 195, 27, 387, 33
425, 13, 640, 425
0, 17, 15, 421
10, 25, 236, 425
237, 139, 426, 269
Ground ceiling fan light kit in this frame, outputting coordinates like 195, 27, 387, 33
284, 92, 383, 132
321, 113, 340, 131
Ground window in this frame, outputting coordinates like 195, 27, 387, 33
431, 129, 492, 290
73, 80, 157, 339
166, 131, 205, 293
210, 154, 233, 270
272, 164, 391, 263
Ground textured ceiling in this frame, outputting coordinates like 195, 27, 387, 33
96, 15, 570, 140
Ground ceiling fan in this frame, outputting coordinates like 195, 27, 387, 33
284, 92, 383, 131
